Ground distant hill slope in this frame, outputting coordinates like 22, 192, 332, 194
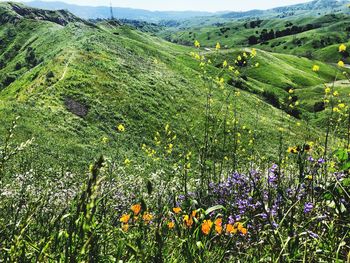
159, 12, 350, 63
0, 2, 345, 166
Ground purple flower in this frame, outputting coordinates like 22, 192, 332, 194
317, 158, 325, 164
228, 215, 235, 224
308, 231, 319, 239
304, 202, 313, 213
307, 156, 314, 162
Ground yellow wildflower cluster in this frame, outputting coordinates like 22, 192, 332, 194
312, 65, 320, 72
117, 124, 125, 132
339, 44, 347, 53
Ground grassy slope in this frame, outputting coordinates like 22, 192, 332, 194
0, 2, 344, 168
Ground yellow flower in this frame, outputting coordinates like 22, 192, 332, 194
131, 204, 141, 216
223, 60, 228, 68
325, 87, 331, 94
120, 214, 130, 223
173, 207, 182, 214
194, 40, 200, 48
124, 158, 131, 166
143, 213, 153, 223
251, 48, 257, 57
237, 55, 242, 61
121, 224, 129, 232
167, 221, 175, 229
215, 42, 221, 50
288, 89, 294, 94
338, 60, 345, 67
117, 124, 125, 132
201, 220, 213, 235
333, 107, 340, 113
101, 136, 109, 143
312, 65, 320, 72
338, 103, 346, 109
339, 44, 347, 53
333, 91, 339, 96
287, 146, 299, 154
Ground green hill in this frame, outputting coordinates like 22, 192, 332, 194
158, 12, 350, 63
0, 2, 346, 168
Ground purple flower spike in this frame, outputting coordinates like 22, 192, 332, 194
304, 202, 313, 213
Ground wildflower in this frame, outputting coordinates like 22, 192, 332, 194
237, 55, 242, 61
338, 103, 346, 109
287, 146, 298, 154
333, 107, 340, 113
318, 158, 325, 164
333, 91, 339, 96
338, 60, 345, 67
194, 40, 200, 48
251, 48, 257, 57
308, 231, 319, 239
216, 42, 221, 50
120, 214, 130, 223
124, 158, 131, 166
101, 136, 109, 143
304, 202, 314, 213
214, 218, 223, 234
202, 220, 213, 235
143, 213, 153, 223
226, 224, 237, 234
131, 204, 141, 216
325, 87, 331, 94
240, 227, 248, 235
191, 210, 197, 217
339, 44, 347, 52
223, 60, 228, 68
122, 224, 129, 232
288, 89, 294, 94
173, 207, 182, 214
183, 215, 194, 228
255, 62, 259, 67
167, 221, 175, 229
312, 65, 320, 72
117, 124, 125, 132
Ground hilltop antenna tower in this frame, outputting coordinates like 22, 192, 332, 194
110, 1, 114, 20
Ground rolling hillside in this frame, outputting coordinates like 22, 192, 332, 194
0, 2, 346, 168
159, 12, 350, 64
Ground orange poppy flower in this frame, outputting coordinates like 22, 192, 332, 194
202, 220, 213, 235
131, 204, 141, 216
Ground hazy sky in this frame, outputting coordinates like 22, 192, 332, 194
19, 0, 313, 12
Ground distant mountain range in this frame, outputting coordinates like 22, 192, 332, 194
221, 0, 350, 19
23, 1, 222, 21
19, 0, 350, 22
